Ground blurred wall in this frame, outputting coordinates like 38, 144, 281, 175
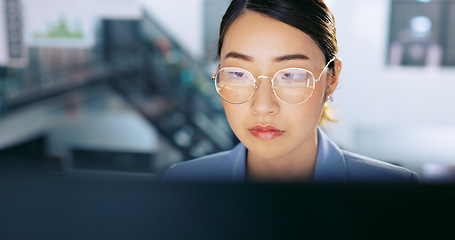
328, 0, 455, 173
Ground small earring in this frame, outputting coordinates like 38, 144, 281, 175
327, 94, 333, 102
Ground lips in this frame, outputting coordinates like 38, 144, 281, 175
248, 125, 284, 140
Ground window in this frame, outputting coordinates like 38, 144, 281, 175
388, 0, 455, 67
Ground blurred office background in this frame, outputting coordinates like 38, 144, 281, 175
0, 0, 454, 182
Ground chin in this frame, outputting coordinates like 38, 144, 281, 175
247, 144, 288, 160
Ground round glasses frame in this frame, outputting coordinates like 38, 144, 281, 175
211, 57, 337, 105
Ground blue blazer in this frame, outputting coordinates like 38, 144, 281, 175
164, 129, 419, 183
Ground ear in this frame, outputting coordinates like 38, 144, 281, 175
328, 58, 342, 95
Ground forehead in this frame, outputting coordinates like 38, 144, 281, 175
221, 11, 325, 64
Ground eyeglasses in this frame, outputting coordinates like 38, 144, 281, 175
212, 58, 336, 105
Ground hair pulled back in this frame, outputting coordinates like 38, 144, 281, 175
218, 0, 338, 66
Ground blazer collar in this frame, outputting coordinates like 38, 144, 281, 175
313, 128, 348, 183
214, 143, 246, 182
217, 128, 347, 183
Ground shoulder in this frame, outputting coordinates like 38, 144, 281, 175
314, 128, 420, 183
163, 151, 230, 181
162, 143, 246, 182
342, 150, 420, 183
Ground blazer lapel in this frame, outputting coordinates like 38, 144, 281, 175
213, 143, 246, 182
313, 128, 348, 183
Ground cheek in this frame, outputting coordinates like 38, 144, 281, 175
222, 101, 246, 130
286, 104, 321, 124
311, 81, 329, 105
288, 90, 326, 124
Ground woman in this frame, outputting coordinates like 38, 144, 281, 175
164, 0, 419, 183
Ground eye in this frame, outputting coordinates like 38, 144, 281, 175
225, 70, 249, 80
283, 73, 296, 79
280, 71, 308, 81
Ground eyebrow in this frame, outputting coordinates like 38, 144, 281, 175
224, 52, 310, 62
274, 54, 310, 62
224, 52, 253, 61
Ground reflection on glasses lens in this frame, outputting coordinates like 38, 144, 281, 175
273, 68, 315, 104
215, 67, 255, 104
214, 67, 317, 104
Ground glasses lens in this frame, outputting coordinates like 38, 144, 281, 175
273, 68, 315, 104
215, 67, 255, 103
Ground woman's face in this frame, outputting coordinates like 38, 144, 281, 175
219, 11, 340, 162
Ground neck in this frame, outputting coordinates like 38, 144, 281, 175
246, 130, 318, 183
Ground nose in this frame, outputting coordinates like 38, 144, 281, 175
250, 76, 279, 116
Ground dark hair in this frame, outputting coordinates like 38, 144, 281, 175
217, 0, 338, 67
